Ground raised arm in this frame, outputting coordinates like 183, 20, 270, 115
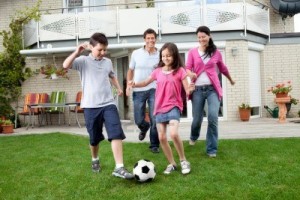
63, 42, 89, 69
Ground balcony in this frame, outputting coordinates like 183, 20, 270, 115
21, 1, 269, 54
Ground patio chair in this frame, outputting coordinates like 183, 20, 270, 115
45, 91, 66, 125
17, 93, 40, 126
38, 93, 49, 125
68, 91, 84, 128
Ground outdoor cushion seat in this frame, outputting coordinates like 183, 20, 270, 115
68, 91, 84, 128
17, 93, 40, 126
38, 93, 49, 125
45, 91, 66, 125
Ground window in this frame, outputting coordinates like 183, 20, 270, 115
64, 0, 106, 13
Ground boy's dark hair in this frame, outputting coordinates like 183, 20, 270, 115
157, 42, 183, 74
196, 26, 216, 58
143, 28, 157, 39
89, 32, 108, 47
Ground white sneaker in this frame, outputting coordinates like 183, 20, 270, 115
180, 160, 191, 175
207, 153, 217, 158
163, 164, 177, 174
189, 140, 196, 146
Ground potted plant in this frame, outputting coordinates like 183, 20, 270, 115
286, 96, 299, 114
2, 119, 14, 134
267, 80, 292, 98
238, 103, 251, 121
40, 64, 69, 80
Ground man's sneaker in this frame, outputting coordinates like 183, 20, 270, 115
150, 147, 160, 153
180, 160, 191, 175
189, 140, 196, 146
139, 131, 147, 141
112, 167, 134, 179
92, 160, 100, 172
207, 153, 217, 158
163, 164, 177, 174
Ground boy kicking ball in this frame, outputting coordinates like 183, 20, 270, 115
63, 33, 134, 179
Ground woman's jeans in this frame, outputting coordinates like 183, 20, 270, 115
190, 85, 220, 154
133, 89, 159, 148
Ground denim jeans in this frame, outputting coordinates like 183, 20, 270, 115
190, 85, 220, 154
133, 89, 159, 148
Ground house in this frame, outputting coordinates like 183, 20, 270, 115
0, 0, 299, 125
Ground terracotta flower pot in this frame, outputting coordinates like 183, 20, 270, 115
276, 93, 288, 98
239, 108, 250, 121
2, 124, 14, 134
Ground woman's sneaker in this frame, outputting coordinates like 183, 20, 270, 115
92, 160, 101, 173
163, 164, 177, 174
112, 167, 134, 179
180, 160, 191, 174
207, 153, 217, 158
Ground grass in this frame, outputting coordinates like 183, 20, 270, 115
0, 133, 300, 200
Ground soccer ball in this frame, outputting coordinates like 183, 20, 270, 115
133, 159, 156, 182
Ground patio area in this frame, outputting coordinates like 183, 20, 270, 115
3, 118, 299, 142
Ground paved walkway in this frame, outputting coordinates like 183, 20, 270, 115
1, 118, 299, 142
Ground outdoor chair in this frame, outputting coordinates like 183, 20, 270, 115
68, 91, 84, 128
38, 93, 49, 125
17, 93, 40, 127
45, 91, 66, 125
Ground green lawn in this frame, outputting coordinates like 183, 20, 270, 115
0, 133, 299, 200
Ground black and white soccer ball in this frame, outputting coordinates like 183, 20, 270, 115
133, 159, 156, 182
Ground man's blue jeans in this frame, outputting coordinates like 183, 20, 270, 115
190, 85, 220, 154
133, 89, 159, 148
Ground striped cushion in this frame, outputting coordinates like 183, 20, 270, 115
47, 91, 66, 113
21, 93, 40, 114
39, 93, 49, 104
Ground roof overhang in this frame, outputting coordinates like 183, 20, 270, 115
20, 42, 226, 57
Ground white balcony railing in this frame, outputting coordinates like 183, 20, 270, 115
23, 2, 270, 48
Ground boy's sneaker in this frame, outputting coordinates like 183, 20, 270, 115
163, 164, 177, 174
112, 167, 134, 179
180, 160, 191, 175
92, 160, 101, 173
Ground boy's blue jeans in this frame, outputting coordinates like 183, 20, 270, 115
132, 89, 159, 148
190, 85, 220, 154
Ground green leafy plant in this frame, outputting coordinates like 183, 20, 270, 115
239, 103, 251, 110
2, 120, 13, 126
40, 64, 69, 79
267, 81, 292, 95
290, 97, 299, 105
0, 0, 41, 118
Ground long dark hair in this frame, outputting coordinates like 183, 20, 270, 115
157, 42, 183, 73
196, 26, 216, 58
